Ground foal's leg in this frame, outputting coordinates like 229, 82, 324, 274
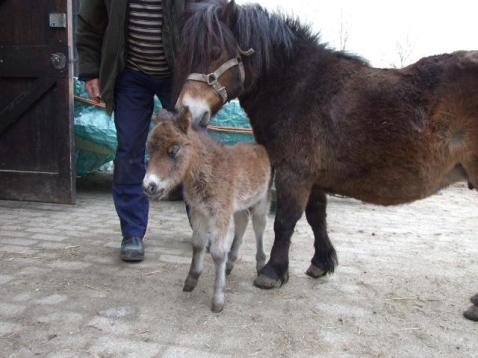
210, 217, 235, 312
250, 196, 270, 274
254, 171, 310, 289
183, 222, 209, 292
305, 185, 338, 278
226, 210, 249, 275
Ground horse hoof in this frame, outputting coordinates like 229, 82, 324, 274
183, 284, 195, 292
183, 276, 198, 292
470, 293, 478, 306
253, 272, 288, 289
464, 304, 478, 322
306, 264, 326, 278
225, 264, 233, 276
211, 302, 224, 313
253, 265, 289, 289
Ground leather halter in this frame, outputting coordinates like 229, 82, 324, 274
186, 48, 255, 103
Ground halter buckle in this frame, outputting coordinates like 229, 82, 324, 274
186, 48, 255, 103
207, 73, 217, 85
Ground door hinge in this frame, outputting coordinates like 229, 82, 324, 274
49, 13, 67, 28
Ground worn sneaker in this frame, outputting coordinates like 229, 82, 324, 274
120, 237, 144, 262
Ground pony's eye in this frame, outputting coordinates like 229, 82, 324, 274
211, 47, 222, 61
168, 145, 180, 158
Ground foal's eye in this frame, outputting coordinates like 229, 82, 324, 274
149, 142, 159, 153
168, 145, 180, 158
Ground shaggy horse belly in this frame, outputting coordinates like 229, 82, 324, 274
326, 163, 469, 206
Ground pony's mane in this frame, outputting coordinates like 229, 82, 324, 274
174, 0, 237, 97
233, 4, 311, 69
173, 0, 365, 97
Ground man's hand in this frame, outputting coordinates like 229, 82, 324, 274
85, 78, 101, 103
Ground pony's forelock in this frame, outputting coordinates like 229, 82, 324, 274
174, 0, 237, 98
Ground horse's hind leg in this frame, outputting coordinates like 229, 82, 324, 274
183, 228, 208, 292
458, 160, 478, 321
254, 171, 310, 289
226, 210, 249, 275
305, 186, 338, 278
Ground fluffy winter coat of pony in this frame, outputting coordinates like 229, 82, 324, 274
143, 107, 272, 312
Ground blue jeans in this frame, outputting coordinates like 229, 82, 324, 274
113, 69, 173, 238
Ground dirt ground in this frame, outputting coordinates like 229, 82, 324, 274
0, 173, 477, 358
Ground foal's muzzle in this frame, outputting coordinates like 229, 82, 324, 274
143, 182, 164, 198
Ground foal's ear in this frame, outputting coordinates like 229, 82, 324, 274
152, 108, 173, 124
221, 0, 236, 27
176, 106, 192, 134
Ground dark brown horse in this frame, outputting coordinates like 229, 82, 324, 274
173, 0, 478, 320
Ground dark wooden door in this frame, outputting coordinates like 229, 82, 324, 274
0, 0, 75, 204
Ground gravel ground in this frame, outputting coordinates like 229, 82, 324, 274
0, 173, 476, 358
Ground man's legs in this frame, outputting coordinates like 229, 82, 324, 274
113, 69, 156, 261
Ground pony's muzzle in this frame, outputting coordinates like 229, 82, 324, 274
175, 94, 212, 129
199, 111, 211, 128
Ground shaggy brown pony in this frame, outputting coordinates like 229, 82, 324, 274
143, 107, 272, 312
173, 0, 478, 320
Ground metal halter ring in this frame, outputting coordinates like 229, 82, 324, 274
186, 48, 255, 103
